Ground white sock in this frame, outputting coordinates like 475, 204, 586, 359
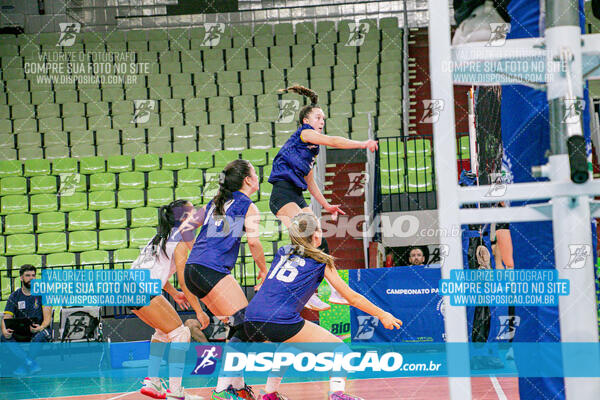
329, 377, 345, 393
232, 376, 245, 390
216, 377, 236, 392
169, 376, 182, 393
265, 376, 283, 393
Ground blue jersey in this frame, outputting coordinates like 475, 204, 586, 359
246, 245, 326, 324
187, 191, 252, 274
268, 124, 320, 190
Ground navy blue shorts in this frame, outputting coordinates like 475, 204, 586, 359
269, 180, 308, 216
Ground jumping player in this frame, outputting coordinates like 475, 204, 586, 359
269, 85, 378, 310
132, 200, 209, 400
244, 213, 403, 400
183, 159, 268, 400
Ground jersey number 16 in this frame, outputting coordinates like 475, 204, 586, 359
268, 256, 305, 283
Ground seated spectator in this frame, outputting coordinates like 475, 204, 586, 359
408, 247, 426, 266
1, 264, 52, 375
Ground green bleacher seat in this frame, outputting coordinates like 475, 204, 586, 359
37, 211, 65, 233
173, 140, 197, 153
37, 232, 67, 254
174, 186, 202, 204
380, 153, 405, 174
24, 159, 50, 177
114, 248, 140, 264
98, 229, 127, 250
147, 188, 173, 207
107, 155, 133, 173
148, 141, 172, 155
259, 182, 273, 201
18, 133, 42, 148
0, 176, 26, 195
99, 208, 127, 229
214, 150, 240, 168
6, 234, 35, 255
71, 144, 96, 161
44, 145, 70, 160
80, 250, 109, 266
242, 149, 267, 166
173, 126, 196, 141
130, 227, 156, 248
46, 252, 76, 267
131, 207, 158, 228
122, 143, 147, 157
118, 189, 145, 209
97, 143, 121, 158
68, 210, 96, 231
134, 154, 160, 172
0, 160, 21, 178
4, 213, 33, 234
187, 151, 213, 169
60, 192, 88, 212
19, 147, 43, 161
148, 170, 174, 188
119, 172, 145, 190
80, 156, 106, 174
178, 168, 203, 188
458, 136, 470, 159
261, 165, 272, 182
90, 172, 116, 192
161, 153, 187, 171
1, 194, 28, 215
407, 171, 434, 193
380, 172, 404, 194
380, 140, 404, 158
69, 231, 98, 257
89, 191, 116, 210
30, 194, 58, 213
406, 138, 432, 157
12, 254, 42, 268
122, 128, 145, 143
406, 156, 433, 174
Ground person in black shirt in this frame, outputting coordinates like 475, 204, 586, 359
1, 264, 52, 375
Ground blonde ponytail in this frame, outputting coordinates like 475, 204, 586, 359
288, 213, 335, 269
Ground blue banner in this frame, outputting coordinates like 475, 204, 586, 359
349, 265, 445, 342
1, 342, 600, 378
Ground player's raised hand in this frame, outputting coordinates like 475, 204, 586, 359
363, 140, 378, 152
325, 204, 346, 221
380, 312, 403, 330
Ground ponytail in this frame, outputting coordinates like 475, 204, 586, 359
214, 159, 251, 217
288, 213, 335, 269
280, 85, 321, 127
151, 199, 190, 256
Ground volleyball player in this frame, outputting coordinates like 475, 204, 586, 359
244, 213, 402, 400
183, 159, 268, 400
132, 200, 209, 400
269, 85, 378, 310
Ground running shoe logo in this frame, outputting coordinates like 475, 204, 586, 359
353, 316, 379, 340
486, 23, 511, 47
58, 173, 80, 197
564, 244, 591, 269
202, 23, 225, 46
420, 100, 444, 124
496, 315, 520, 340
57, 23, 80, 47
278, 100, 299, 123
192, 345, 223, 375
132, 100, 156, 124
345, 22, 369, 46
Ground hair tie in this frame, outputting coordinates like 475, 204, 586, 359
219, 172, 226, 185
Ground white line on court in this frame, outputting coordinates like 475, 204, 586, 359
490, 376, 508, 400
104, 392, 136, 400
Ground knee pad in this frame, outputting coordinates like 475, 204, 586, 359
151, 329, 169, 343
226, 308, 247, 340
168, 325, 191, 351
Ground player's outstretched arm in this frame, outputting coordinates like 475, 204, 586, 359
301, 129, 378, 152
324, 267, 402, 330
306, 169, 345, 218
